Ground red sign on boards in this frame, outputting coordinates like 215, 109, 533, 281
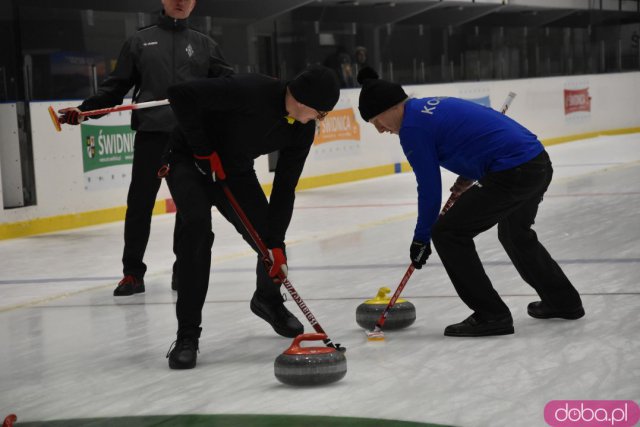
564, 88, 591, 115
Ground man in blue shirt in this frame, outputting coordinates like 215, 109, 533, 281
356, 68, 584, 337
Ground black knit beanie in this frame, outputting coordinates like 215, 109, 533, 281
357, 67, 408, 121
288, 65, 340, 112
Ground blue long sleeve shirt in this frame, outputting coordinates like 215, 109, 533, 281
399, 97, 543, 243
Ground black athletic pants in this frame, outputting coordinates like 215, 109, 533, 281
122, 131, 179, 279
166, 155, 284, 338
432, 150, 582, 320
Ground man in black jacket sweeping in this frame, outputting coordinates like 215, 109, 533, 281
59, 0, 233, 296
164, 65, 340, 369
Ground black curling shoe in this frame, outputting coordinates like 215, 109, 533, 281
444, 313, 514, 337
167, 337, 199, 369
250, 293, 304, 338
527, 301, 585, 320
113, 275, 145, 296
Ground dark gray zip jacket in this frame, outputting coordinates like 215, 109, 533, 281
79, 12, 233, 132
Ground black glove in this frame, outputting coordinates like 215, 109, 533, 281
410, 240, 431, 269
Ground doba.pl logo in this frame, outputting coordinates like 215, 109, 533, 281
545, 400, 640, 427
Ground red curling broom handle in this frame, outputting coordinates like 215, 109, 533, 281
79, 99, 170, 117
217, 180, 344, 351
374, 263, 416, 331
372, 192, 460, 331
49, 99, 170, 132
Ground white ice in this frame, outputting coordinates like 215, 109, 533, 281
1, 133, 639, 427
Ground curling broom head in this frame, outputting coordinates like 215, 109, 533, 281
365, 326, 385, 341
48, 106, 62, 132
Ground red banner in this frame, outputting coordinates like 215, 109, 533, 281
564, 88, 591, 115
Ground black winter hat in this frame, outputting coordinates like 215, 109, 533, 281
288, 65, 340, 112
357, 67, 408, 121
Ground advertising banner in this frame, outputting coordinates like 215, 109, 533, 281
314, 106, 360, 145
311, 98, 361, 161
79, 112, 135, 191
459, 85, 492, 108
564, 88, 591, 115
564, 79, 591, 123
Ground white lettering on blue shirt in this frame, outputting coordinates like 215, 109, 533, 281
421, 98, 444, 115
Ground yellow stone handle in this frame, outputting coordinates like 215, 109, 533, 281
364, 286, 406, 305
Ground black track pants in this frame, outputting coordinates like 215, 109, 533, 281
166, 157, 284, 337
432, 150, 582, 319
122, 131, 178, 279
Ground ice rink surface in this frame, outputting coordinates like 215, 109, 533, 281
1, 133, 639, 426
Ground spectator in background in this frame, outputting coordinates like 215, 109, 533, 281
353, 46, 370, 77
323, 45, 353, 88
58, 0, 233, 296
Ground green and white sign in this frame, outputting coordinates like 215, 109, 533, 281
80, 123, 135, 191
81, 124, 135, 172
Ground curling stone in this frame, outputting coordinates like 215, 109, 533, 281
274, 333, 347, 386
356, 287, 416, 330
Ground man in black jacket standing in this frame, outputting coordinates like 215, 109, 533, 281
58, 0, 233, 296
164, 66, 340, 369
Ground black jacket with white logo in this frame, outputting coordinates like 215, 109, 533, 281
79, 12, 233, 132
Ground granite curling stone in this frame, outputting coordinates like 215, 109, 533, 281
356, 287, 416, 330
274, 333, 347, 386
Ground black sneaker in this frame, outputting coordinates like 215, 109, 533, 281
444, 313, 514, 337
113, 275, 145, 296
250, 293, 304, 338
527, 301, 585, 320
167, 337, 199, 369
